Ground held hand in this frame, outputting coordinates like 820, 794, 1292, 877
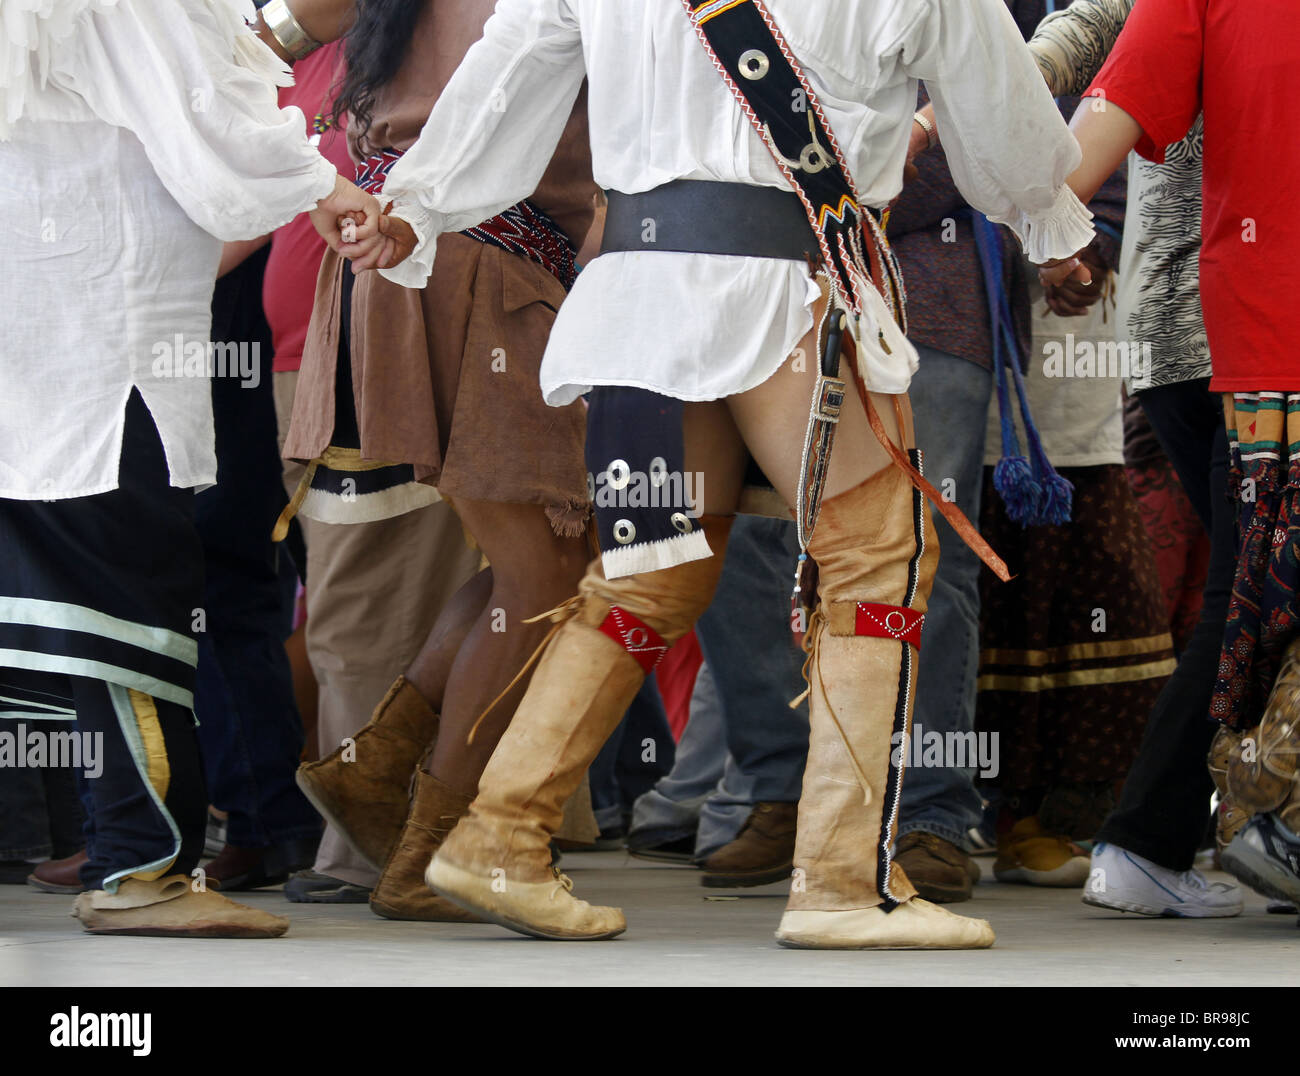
309, 175, 381, 253
346, 211, 418, 273
1042, 244, 1106, 317
1044, 251, 1107, 317
1037, 249, 1093, 291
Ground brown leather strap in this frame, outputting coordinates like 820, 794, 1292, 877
855, 374, 1011, 583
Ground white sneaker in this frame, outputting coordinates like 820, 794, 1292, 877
1081, 842, 1242, 918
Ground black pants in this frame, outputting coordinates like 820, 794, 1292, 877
1096, 378, 1233, 870
1, 390, 211, 890
193, 247, 320, 849
0, 758, 83, 862
76, 678, 207, 891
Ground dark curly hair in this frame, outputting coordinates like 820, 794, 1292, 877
331, 0, 424, 154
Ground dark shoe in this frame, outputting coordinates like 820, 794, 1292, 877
593, 823, 627, 852
284, 869, 371, 904
626, 830, 697, 864
370, 771, 479, 922
1223, 813, 1300, 905
204, 838, 318, 892
700, 802, 797, 888
0, 860, 39, 885
28, 850, 88, 894
204, 808, 228, 858
894, 832, 977, 904
296, 677, 437, 871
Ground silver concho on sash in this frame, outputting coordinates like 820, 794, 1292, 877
738, 49, 770, 80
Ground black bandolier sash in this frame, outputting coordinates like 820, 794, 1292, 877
681, 0, 907, 610
681, 0, 907, 332
681, 0, 1010, 603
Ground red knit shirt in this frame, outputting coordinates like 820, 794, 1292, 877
264, 42, 353, 374
1086, 0, 1300, 391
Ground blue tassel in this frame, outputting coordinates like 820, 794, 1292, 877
972, 212, 1073, 528
1036, 469, 1075, 526
993, 455, 1042, 525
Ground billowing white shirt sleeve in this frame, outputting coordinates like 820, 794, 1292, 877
903, 0, 1096, 262
377, 0, 586, 289
56, 0, 336, 242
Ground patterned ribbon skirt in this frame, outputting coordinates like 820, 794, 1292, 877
1213, 392, 1300, 729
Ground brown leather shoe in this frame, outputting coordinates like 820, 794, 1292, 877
700, 802, 797, 888
894, 831, 977, 904
370, 770, 480, 922
296, 676, 437, 870
204, 838, 317, 892
29, 850, 88, 894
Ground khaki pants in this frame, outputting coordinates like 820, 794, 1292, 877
274, 372, 482, 886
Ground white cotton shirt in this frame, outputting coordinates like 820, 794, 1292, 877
0, 0, 337, 500
380, 0, 1097, 406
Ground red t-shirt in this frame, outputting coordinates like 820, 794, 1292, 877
1086, 0, 1300, 391
264, 42, 352, 374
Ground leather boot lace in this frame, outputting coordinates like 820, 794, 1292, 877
789, 606, 875, 808
466, 594, 585, 744
549, 868, 576, 901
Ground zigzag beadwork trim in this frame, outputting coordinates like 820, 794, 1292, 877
681, 0, 907, 331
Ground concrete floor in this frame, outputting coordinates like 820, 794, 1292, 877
2, 854, 1297, 987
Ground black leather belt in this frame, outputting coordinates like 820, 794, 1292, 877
601, 179, 818, 261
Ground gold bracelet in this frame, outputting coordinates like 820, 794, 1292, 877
261, 0, 322, 61
912, 111, 938, 150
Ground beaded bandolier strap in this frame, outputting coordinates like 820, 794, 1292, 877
681, 0, 1008, 605
682, 0, 906, 331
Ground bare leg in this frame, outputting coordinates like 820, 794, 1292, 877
724, 326, 907, 511
681, 399, 748, 515
425, 499, 590, 797
403, 567, 494, 711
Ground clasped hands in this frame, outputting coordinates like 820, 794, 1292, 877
308, 174, 419, 271
1037, 244, 1106, 318
907, 112, 1105, 318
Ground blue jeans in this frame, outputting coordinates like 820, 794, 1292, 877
897, 345, 992, 850
630, 515, 809, 859
589, 679, 676, 831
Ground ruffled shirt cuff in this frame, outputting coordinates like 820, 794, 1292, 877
377, 199, 442, 289
998, 183, 1096, 264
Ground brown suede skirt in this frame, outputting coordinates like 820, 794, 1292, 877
284, 233, 590, 536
